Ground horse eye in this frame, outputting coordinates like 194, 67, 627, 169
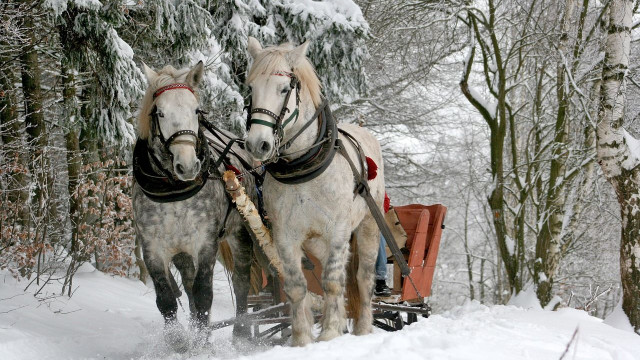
281, 88, 290, 94
157, 111, 164, 118
195, 108, 200, 114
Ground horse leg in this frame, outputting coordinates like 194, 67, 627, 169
230, 227, 252, 339
173, 252, 196, 315
317, 229, 350, 342
143, 249, 190, 353
192, 241, 218, 329
276, 234, 312, 346
352, 215, 379, 335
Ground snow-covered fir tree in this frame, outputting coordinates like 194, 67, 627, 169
46, 0, 144, 145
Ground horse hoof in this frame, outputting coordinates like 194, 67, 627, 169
232, 323, 251, 340
164, 322, 190, 353
291, 334, 313, 347
317, 329, 341, 342
352, 325, 373, 336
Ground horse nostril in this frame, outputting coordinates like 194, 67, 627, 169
260, 141, 270, 153
176, 163, 185, 175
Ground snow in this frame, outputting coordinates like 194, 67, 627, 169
283, 0, 366, 29
604, 300, 635, 333
504, 235, 515, 256
2, 268, 640, 360
467, 87, 497, 119
507, 286, 542, 310
43, 0, 102, 16
622, 128, 640, 170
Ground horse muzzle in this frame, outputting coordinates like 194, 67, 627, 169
245, 137, 274, 161
172, 147, 201, 181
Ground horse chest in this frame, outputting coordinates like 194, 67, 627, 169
263, 171, 365, 229
133, 185, 220, 256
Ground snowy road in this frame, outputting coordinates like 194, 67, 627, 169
1, 267, 638, 360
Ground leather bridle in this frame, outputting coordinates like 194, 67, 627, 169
245, 71, 301, 150
150, 83, 202, 155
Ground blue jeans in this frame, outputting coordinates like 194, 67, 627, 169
375, 234, 387, 281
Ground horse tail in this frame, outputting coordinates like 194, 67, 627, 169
250, 259, 264, 294
219, 240, 234, 273
345, 233, 361, 321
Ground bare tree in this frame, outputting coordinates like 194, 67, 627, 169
596, 0, 639, 332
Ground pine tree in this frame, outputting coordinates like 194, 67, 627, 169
209, 0, 369, 127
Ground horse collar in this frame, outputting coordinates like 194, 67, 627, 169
266, 102, 338, 184
133, 130, 211, 203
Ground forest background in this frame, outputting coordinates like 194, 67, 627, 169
1, 0, 639, 333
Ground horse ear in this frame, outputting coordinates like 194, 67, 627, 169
286, 40, 310, 68
186, 61, 205, 87
142, 62, 157, 84
247, 36, 263, 58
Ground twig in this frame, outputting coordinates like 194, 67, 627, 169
0, 304, 28, 314
53, 308, 82, 315
0, 293, 26, 301
558, 327, 579, 360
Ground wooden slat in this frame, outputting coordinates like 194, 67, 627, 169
393, 204, 448, 300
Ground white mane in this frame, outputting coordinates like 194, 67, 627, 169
246, 44, 323, 108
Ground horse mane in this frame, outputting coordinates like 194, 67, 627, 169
137, 65, 193, 139
246, 44, 323, 108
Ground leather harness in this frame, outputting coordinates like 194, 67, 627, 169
245, 71, 416, 282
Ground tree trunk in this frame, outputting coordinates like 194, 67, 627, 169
0, 50, 29, 225
460, 8, 522, 296
535, 0, 577, 307
19, 12, 46, 172
596, 0, 639, 333
61, 64, 82, 250
463, 190, 475, 300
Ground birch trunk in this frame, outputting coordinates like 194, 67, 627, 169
535, 0, 579, 307
596, 0, 639, 333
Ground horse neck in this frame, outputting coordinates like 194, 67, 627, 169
280, 94, 319, 161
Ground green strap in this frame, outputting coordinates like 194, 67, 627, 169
249, 119, 276, 128
282, 108, 299, 128
249, 108, 298, 130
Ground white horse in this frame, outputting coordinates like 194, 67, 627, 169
244, 37, 385, 346
133, 62, 255, 352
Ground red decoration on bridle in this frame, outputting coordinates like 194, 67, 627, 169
153, 83, 195, 99
272, 70, 295, 78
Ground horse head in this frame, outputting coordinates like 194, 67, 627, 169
139, 61, 205, 181
244, 37, 322, 162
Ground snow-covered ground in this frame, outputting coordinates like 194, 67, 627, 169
1, 266, 638, 360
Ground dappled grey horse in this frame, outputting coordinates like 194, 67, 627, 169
132, 61, 254, 352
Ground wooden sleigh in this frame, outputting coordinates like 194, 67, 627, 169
209, 202, 447, 338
